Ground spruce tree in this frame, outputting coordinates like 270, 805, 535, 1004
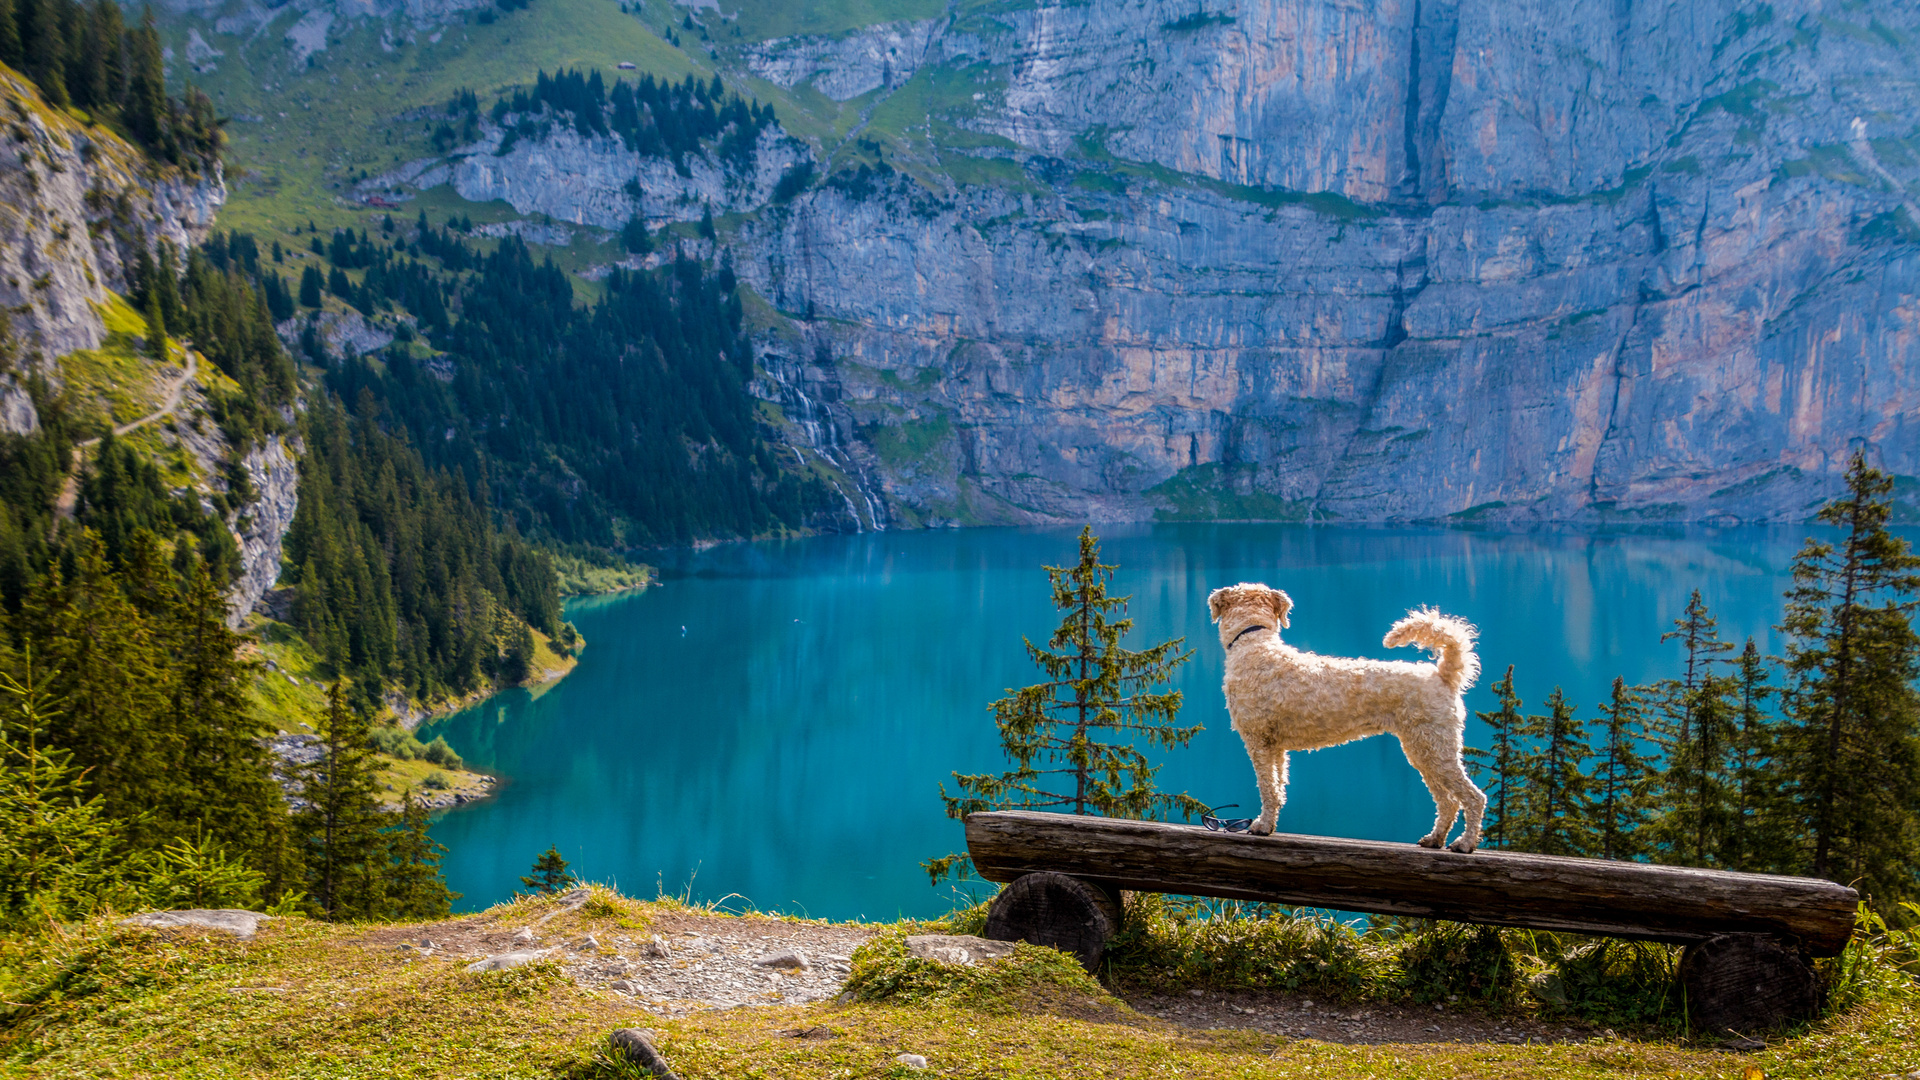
0, 660, 125, 927
1726, 638, 1788, 873
1646, 590, 1737, 866
1776, 451, 1920, 903
1528, 687, 1594, 856
1465, 666, 1524, 849
926, 526, 1201, 882
384, 794, 458, 918
521, 845, 576, 895
124, 6, 165, 147
297, 682, 391, 919
0, 0, 23, 71
22, 0, 69, 107
1591, 677, 1654, 860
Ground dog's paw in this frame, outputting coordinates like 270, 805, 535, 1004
1249, 821, 1275, 837
1447, 839, 1478, 854
1416, 835, 1443, 849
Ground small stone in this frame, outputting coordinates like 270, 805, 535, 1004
895, 1054, 928, 1069
1189, 988, 1205, 997
511, 927, 535, 946
641, 935, 671, 958
905, 934, 1016, 966
581, 934, 601, 951
753, 948, 809, 970
465, 949, 549, 973
1719, 1035, 1766, 1052
609, 979, 638, 993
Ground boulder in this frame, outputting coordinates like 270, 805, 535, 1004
465, 949, 551, 973
609, 1028, 680, 1080
118, 909, 273, 941
904, 934, 1016, 966
895, 1054, 928, 1069
753, 948, 809, 970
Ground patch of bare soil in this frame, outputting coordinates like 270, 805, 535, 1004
1122, 987, 1604, 1045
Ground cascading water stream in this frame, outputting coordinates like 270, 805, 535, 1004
757, 353, 887, 531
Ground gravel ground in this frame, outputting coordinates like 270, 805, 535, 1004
369, 905, 1602, 1044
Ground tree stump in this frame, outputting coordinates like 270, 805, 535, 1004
1679, 933, 1819, 1035
983, 871, 1121, 972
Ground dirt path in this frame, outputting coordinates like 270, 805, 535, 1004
54, 346, 199, 518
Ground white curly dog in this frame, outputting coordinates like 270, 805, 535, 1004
1207, 583, 1488, 853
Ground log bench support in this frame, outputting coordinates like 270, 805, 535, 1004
966, 810, 1857, 1034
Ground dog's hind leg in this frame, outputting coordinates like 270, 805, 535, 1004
1401, 733, 1488, 853
1450, 768, 1489, 854
1247, 745, 1289, 837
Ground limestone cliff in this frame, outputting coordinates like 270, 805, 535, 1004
0, 66, 223, 432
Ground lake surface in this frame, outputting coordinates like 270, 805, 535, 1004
423, 523, 1824, 920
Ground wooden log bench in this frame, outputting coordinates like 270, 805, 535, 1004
965, 810, 1861, 1034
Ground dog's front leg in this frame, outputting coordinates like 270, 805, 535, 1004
1249, 748, 1288, 836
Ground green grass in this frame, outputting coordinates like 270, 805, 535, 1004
1149, 464, 1318, 522
1, 887, 1913, 1078
868, 412, 954, 468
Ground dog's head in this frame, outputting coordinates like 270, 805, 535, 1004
1207, 583, 1292, 647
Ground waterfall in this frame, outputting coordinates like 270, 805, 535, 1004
757, 352, 888, 532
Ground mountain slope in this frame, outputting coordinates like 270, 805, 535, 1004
156, 0, 1920, 524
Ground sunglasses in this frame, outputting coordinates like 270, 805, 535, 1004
1201, 804, 1255, 833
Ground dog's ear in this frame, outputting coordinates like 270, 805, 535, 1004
1207, 587, 1231, 624
1268, 588, 1293, 629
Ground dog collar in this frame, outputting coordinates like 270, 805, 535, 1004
1228, 624, 1272, 649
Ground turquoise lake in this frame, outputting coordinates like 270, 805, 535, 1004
422, 523, 1823, 920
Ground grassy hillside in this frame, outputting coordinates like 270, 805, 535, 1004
2, 885, 1914, 1078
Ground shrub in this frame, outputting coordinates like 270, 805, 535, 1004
843, 928, 1112, 1012
422, 771, 450, 790
1394, 921, 1521, 1006
1106, 895, 1382, 1000
422, 736, 462, 769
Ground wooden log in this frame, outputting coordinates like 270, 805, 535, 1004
982, 871, 1122, 973
965, 811, 1859, 956
1680, 934, 1821, 1034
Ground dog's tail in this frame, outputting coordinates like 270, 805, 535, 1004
1383, 608, 1481, 693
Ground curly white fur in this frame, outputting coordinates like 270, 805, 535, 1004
1207, 583, 1488, 853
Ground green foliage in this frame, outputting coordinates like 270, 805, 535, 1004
1521, 687, 1595, 857
1591, 677, 1655, 861
930, 527, 1201, 882
1776, 451, 1920, 905
284, 392, 561, 711
383, 794, 459, 920
1394, 921, 1521, 1006
132, 828, 268, 911
521, 845, 577, 895
1543, 938, 1680, 1029
0, 663, 126, 929
1466, 666, 1525, 850
842, 926, 1112, 1010
1105, 894, 1379, 999
327, 240, 830, 547
7, 0, 222, 172
295, 682, 390, 920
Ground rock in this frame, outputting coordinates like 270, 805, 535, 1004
608, 979, 638, 994
465, 949, 550, 973
895, 1054, 928, 1069
608, 1028, 681, 1080
753, 948, 809, 970
1719, 1036, 1766, 1052
511, 927, 536, 946
640, 935, 671, 958
581, 934, 601, 951
118, 909, 272, 941
904, 934, 1017, 965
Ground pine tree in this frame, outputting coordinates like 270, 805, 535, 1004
1776, 451, 1920, 903
521, 845, 576, 895
926, 527, 1201, 883
1465, 666, 1524, 850
0, 659, 126, 927
383, 793, 458, 918
22, 0, 69, 107
143, 283, 166, 359
1591, 677, 1654, 860
124, 6, 165, 147
0, 0, 21, 70
1725, 638, 1788, 873
1646, 590, 1737, 866
1528, 687, 1594, 856
297, 682, 391, 919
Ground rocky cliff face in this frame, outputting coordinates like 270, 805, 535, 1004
231, 436, 301, 628
735, 0, 1920, 524
0, 67, 224, 433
